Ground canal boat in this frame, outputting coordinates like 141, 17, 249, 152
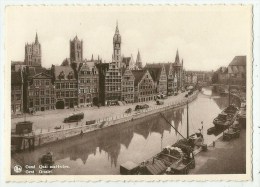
213, 105, 239, 129
207, 127, 216, 135
41, 152, 54, 167
63, 112, 84, 123
223, 127, 240, 141
120, 96, 203, 175
135, 104, 149, 111
85, 120, 96, 125
156, 100, 164, 105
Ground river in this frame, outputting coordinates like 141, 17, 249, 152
12, 87, 235, 175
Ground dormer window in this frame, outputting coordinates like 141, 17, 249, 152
58, 71, 65, 79
68, 71, 74, 79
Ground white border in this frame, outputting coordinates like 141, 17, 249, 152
1, 1, 259, 186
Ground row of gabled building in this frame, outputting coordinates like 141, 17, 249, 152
11, 23, 185, 115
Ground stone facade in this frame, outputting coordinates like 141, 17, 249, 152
52, 65, 78, 109
11, 70, 23, 114
144, 65, 167, 95
25, 70, 55, 112
121, 68, 135, 103
78, 61, 99, 107
104, 62, 122, 104
132, 70, 155, 102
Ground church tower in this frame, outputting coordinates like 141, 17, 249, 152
113, 22, 121, 68
24, 32, 41, 66
70, 35, 83, 63
136, 50, 142, 69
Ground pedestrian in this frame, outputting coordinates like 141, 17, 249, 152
213, 141, 215, 148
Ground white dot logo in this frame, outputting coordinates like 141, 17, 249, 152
14, 165, 22, 173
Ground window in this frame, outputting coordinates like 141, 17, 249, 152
46, 90, 50, 95
61, 83, 65, 89
66, 91, 69, 97
80, 79, 84, 83
35, 80, 40, 86
46, 80, 50, 86
65, 83, 69, 89
40, 90, 45, 95
69, 83, 74, 88
41, 98, 45, 105
56, 83, 60, 89
16, 94, 21, 100
46, 98, 50, 104
51, 97, 55, 104
41, 80, 45, 86
35, 99, 39, 105
61, 91, 64, 97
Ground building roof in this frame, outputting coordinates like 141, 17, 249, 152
131, 70, 147, 86
11, 71, 23, 85
53, 65, 76, 80
229, 56, 246, 66
143, 66, 162, 82
146, 63, 172, 76
11, 61, 25, 66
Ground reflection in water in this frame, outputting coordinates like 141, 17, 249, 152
14, 89, 229, 175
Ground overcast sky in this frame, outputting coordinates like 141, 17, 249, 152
6, 5, 252, 71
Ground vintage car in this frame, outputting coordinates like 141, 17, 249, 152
135, 104, 149, 111
63, 112, 84, 123
125, 108, 132, 114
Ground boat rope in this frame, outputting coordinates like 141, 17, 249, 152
159, 113, 186, 140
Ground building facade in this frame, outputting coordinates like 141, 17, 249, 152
78, 61, 99, 107
11, 70, 23, 114
144, 65, 167, 95
228, 56, 246, 86
24, 33, 41, 67
52, 65, 78, 109
121, 68, 135, 103
104, 62, 122, 105
132, 70, 155, 102
25, 70, 56, 112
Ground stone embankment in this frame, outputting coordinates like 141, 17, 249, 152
15, 91, 199, 150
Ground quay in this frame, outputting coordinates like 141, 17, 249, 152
11, 91, 199, 151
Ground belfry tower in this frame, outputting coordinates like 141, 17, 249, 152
113, 22, 122, 68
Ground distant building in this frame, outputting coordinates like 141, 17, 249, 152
77, 61, 99, 107
24, 33, 41, 67
52, 65, 78, 109
23, 66, 55, 112
70, 36, 83, 64
228, 56, 246, 85
135, 50, 142, 69
11, 61, 26, 72
11, 70, 23, 114
121, 68, 135, 103
132, 70, 155, 102
172, 50, 184, 91
144, 64, 167, 95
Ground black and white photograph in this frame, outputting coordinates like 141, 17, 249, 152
3, 5, 254, 181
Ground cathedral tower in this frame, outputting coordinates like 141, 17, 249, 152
24, 32, 41, 66
113, 22, 121, 68
70, 35, 83, 63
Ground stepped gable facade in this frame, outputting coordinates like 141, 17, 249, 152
132, 70, 155, 102
121, 68, 135, 103
144, 64, 167, 95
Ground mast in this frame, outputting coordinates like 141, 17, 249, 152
228, 73, 231, 106
187, 100, 189, 139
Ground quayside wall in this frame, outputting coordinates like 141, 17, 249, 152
16, 91, 199, 150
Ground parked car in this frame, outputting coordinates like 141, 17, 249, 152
125, 108, 132, 114
64, 112, 84, 123
135, 104, 149, 111
156, 100, 164, 105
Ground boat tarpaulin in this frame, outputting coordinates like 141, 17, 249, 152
145, 159, 167, 175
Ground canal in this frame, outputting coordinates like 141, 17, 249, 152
12, 87, 235, 175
